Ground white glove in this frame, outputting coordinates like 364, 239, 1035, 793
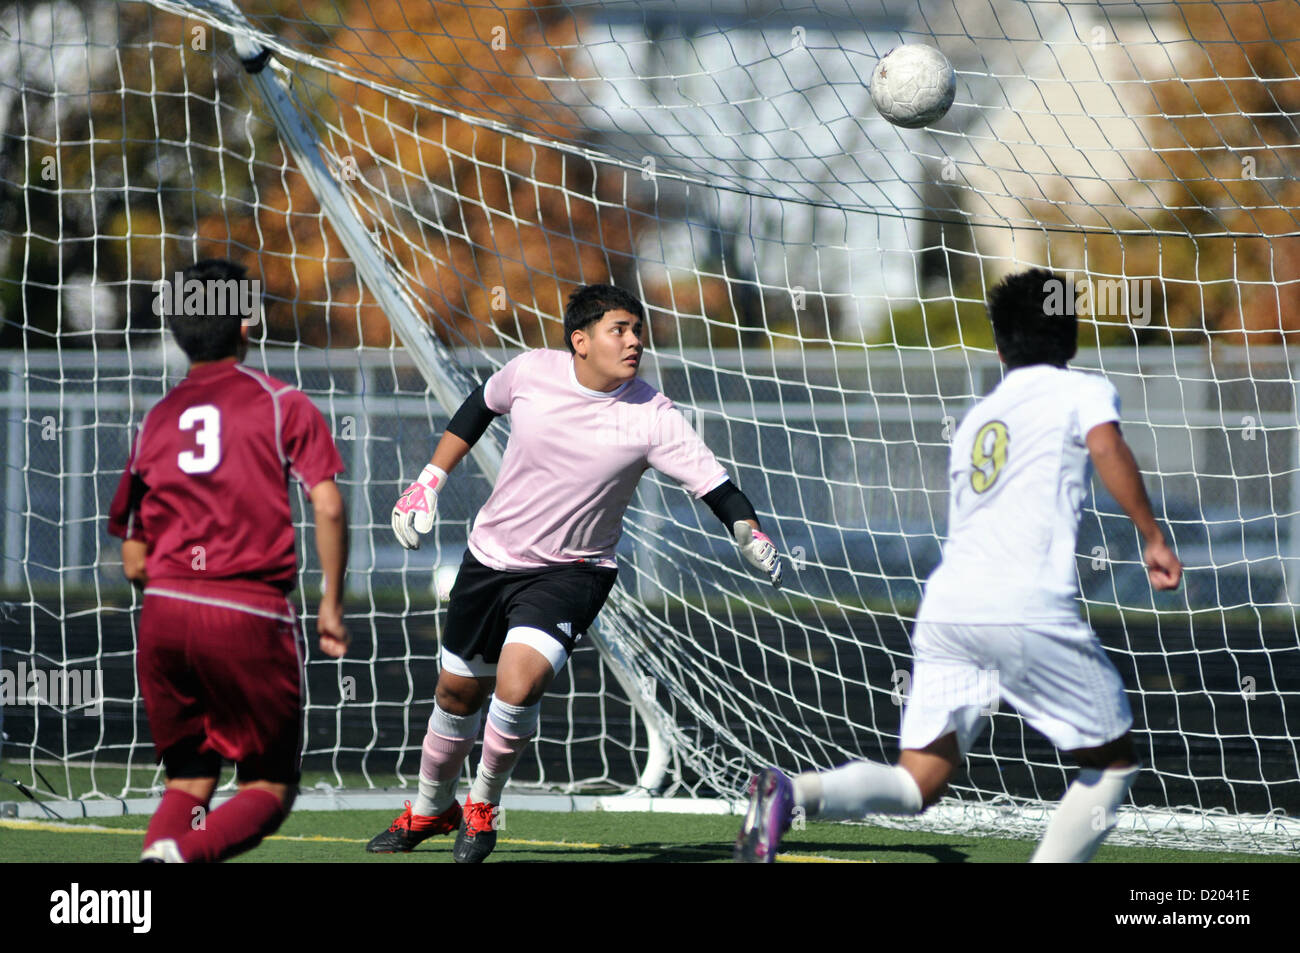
392, 464, 447, 550
734, 520, 783, 588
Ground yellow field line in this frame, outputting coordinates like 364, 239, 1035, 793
0, 819, 598, 848
777, 853, 867, 863
2, 819, 142, 836
1, 818, 361, 844
0, 817, 865, 862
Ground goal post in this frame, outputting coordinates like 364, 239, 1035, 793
1, 0, 1298, 852
202, 0, 683, 792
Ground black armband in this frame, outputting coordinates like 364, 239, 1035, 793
701, 480, 758, 537
446, 384, 500, 445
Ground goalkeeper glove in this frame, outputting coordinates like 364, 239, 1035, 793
734, 520, 783, 588
392, 464, 448, 550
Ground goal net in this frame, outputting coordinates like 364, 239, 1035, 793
2, 0, 1297, 852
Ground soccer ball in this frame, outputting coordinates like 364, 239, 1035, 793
433, 563, 459, 602
869, 44, 956, 128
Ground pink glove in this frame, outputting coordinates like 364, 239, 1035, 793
392, 464, 448, 550
734, 521, 783, 588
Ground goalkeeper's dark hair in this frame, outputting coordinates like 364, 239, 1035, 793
563, 284, 644, 353
165, 259, 251, 363
986, 268, 1079, 369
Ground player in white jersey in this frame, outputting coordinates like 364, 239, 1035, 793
367, 284, 784, 862
736, 268, 1182, 863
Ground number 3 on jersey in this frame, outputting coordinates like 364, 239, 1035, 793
178, 404, 222, 474
970, 420, 1009, 493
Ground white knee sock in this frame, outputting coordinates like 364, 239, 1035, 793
1030, 765, 1139, 863
794, 761, 924, 820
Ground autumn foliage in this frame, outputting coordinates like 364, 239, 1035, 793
198, 0, 640, 349
1058, 0, 1300, 346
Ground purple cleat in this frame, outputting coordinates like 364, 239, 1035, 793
734, 767, 794, 863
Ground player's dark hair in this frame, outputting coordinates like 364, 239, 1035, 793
563, 284, 644, 353
165, 259, 250, 363
986, 268, 1078, 369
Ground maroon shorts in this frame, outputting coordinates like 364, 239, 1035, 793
138, 578, 305, 783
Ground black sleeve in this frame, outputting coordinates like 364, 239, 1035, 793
446, 384, 500, 445
700, 480, 758, 538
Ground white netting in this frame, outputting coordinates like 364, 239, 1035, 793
1, 0, 1297, 852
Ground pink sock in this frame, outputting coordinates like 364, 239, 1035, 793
469, 720, 532, 805
176, 788, 286, 863
414, 730, 476, 815
145, 788, 207, 848
422, 729, 476, 782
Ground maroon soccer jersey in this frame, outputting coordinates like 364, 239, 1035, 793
107, 360, 344, 590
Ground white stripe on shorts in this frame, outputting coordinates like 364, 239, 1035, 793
144, 587, 294, 624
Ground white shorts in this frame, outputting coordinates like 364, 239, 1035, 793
898, 620, 1132, 755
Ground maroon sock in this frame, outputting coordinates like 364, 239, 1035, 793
145, 789, 207, 849
176, 788, 287, 863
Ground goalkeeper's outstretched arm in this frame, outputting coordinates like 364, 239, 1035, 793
701, 480, 783, 587
392, 384, 501, 549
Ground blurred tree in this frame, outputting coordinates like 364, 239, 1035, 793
1, 0, 644, 351
0, 1, 237, 349
1030, 0, 1300, 348
198, 0, 641, 350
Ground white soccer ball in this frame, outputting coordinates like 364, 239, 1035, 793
433, 564, 459, 602
869, 44, 956, 128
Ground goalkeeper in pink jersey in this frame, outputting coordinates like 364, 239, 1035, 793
369, 284, 783, 862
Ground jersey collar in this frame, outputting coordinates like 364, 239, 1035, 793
568, 358, 633, 400
1001, 363, 1064, 388
185, 359, 242, 380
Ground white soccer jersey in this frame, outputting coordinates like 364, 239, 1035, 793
917, 364, 1121, 623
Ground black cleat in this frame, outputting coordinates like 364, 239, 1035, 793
366, 800, 462, 853
452, 797, 499, 863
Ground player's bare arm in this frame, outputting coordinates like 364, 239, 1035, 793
310, 478, 350, 658
121, 538, 148, 589
1085, 422, 1182, 590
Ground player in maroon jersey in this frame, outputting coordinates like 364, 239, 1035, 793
107, 259, 349, 863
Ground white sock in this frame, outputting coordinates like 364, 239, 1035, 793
795, 761, 923, 820
415, 776, 459, 817
1030, 765, 1139, 863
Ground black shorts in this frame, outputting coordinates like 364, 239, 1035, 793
442, 549, 618, 664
